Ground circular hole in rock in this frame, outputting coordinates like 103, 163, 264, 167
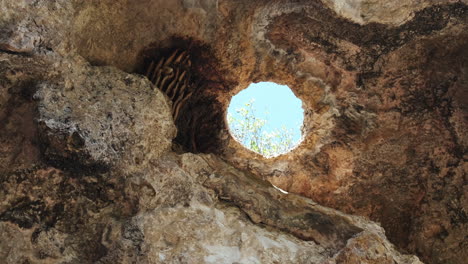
227, 82, 304, 158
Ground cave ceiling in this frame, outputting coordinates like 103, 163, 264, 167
0, 0, 467, 263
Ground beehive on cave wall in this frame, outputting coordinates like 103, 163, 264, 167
0, 0, 467, 263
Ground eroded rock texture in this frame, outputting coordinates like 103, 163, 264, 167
0, 0, 466, 263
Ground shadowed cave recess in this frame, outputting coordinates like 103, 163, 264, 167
0, 0, 467, 264
138, 38, 232, 154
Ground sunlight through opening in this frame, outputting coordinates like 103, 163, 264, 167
227, 82, 304, 158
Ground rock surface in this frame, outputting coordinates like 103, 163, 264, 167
1, 0, 467, 263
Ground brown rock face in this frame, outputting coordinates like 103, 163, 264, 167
0, 0, 466, 263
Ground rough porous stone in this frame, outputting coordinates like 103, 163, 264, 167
35, 57, 176, 168
1, 0, 466, 263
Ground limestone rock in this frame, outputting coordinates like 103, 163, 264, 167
35, 57, 176, 168
1, 0, 467, 263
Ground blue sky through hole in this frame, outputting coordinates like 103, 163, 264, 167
227, 82, 304, 155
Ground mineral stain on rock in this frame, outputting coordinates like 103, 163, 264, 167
0, 0, 467, 263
